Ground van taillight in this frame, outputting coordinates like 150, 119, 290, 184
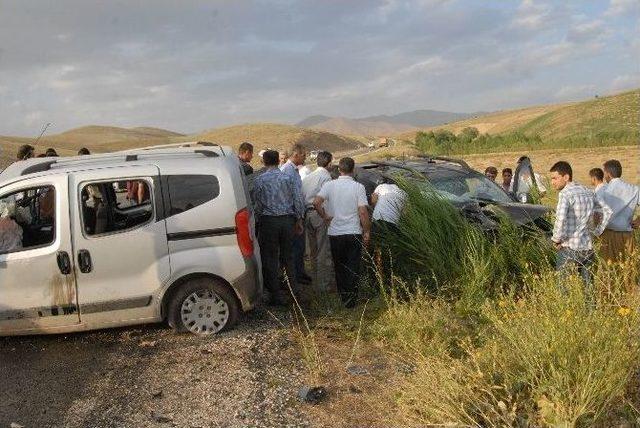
235, 208, 254, 258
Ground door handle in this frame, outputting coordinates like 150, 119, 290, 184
78, 249, 93, 273
56, 251, 72, 275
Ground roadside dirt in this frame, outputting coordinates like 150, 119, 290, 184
0, 308, 311, 428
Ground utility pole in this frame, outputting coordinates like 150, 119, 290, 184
33, 122, 52, 146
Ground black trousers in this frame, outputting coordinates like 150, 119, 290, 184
329, 234, 363, 307
258, 215, 297, 300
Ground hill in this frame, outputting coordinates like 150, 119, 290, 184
361, 109, 482, 127
405, 89, 639, 142
304, 117, 418, 137
297, 109, 480, 137
191, 123, 364, 154
39, 125, 185, 152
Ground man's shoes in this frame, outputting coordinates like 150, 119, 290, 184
297, 273, 313, 285
267, 297, 289, 307
297, 276, 312, 285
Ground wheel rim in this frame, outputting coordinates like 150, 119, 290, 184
180, 289, 230, 335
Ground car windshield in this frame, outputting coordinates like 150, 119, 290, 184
426, 169, 514, 204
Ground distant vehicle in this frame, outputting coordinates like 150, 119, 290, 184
0, 143, 262, 336
378, 137, 390, 148
367, 142, 375, 149
308, 150, 319, 161
354, 156, 552, 233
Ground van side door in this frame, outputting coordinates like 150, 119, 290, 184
69, 166, 170, 327
0, 175, 80, 334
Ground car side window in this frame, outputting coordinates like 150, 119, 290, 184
0, 186, 56, 254
81, 179, 153, 236
167, 175, 220, 215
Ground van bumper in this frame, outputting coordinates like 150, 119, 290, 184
231, 257, 263, 311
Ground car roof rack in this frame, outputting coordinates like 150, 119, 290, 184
368, 160, 425, 177
132, 141, 226, 156
6, 148, 220, 178
415, 154, 470, 169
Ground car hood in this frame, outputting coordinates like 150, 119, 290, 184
484, 200, 549, 225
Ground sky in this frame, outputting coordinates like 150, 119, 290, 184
0, 0, 638, 136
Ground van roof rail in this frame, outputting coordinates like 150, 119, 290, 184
132, 141, 226, 155
415, 154, 470, 169
13, 149, 220, 177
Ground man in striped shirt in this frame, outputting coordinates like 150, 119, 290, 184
549, 161, 611, 291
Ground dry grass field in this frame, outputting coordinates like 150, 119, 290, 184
464, 145, 639, 185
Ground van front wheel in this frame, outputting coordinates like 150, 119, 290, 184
167, 278, 239, 335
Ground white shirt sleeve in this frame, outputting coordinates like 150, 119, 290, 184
357, 184, 368, 207
316, 181, 330, 201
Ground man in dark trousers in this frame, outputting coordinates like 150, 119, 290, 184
253, 150, 305, 305
313, 157, 370, 308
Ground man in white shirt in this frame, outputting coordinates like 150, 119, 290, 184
302, 151, 335, 292
372, 180, 406, 226
600, 159, 639, 269
314, 157, 370, 308
371, 178, 407, 281
298, 164, 312, 181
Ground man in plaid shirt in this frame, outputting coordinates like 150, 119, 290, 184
549, 161, 612, 291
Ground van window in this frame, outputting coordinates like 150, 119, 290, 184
0, 186, 55, 254
167, 175, 220, 215
81, 179, 153, 236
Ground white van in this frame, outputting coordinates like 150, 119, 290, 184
0, 143, 262, 336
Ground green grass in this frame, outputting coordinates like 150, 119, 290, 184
299, 182, 640, 426
414, 89, 639, 156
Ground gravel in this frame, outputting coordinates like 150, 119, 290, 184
0, 308, 311, 428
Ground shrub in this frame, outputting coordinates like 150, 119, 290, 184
393, 271, 640, 427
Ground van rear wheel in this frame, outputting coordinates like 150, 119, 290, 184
167, 278, 239, 335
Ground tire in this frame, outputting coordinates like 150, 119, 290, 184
167, 277, 239, 335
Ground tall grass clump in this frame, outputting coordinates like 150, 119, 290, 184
379, 179, 471, 290
395, 270, 640, 427
379, 179, 553, 304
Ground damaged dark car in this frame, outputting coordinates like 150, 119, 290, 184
354, 155, 553, 234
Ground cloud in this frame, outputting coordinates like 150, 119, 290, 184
566, 20, 607, 44
605, 0, 640, 17
555, 84, 597, 99
511, 0, 553, 31
611, 74, 640, 91
0, 0, 636, 136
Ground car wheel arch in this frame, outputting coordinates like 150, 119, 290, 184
160, 272, 241, 320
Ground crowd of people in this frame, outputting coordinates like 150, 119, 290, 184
5, 142, 638, 307
15, 143, 91, 161
484, 157, 639, 295
242, 141, 639, 308
238, 142, 406, 308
